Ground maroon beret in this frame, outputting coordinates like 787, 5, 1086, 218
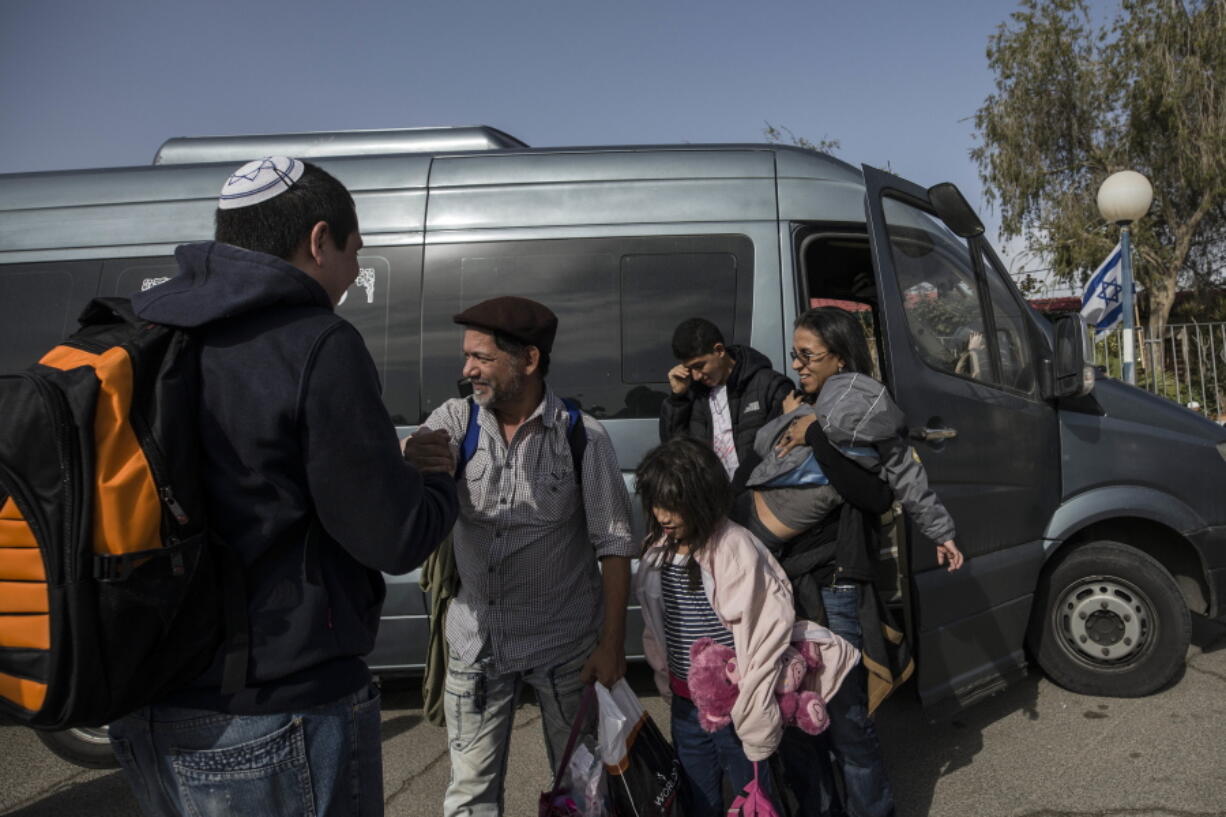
453, 296, 559, 356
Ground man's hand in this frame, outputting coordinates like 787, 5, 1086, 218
581, 639, 626, 687
403, 427, 454, 475
936, 539, 965, 571
667, 364, 692, 396
774, 414, 817, 457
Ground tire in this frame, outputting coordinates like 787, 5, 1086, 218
1029, 540, 1191, 697
35, 725, 119, 769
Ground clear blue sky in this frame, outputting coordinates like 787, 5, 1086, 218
0, 0, 1120, 279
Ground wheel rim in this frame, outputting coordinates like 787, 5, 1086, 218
1053, 575, 1156, 667
68, 725, 111, 746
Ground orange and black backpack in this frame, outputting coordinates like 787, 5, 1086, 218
0, 297, 246, 729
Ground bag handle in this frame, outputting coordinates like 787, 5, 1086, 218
546, 683, 597, 798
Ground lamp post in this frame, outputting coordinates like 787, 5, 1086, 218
1097, 170, 1153, 385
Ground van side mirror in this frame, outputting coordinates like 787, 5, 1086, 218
1052, 313, 1095, 398
927, 183, 985, 239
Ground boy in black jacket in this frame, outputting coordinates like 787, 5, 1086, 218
658, 316, 794, 492
110, 157, 458, 817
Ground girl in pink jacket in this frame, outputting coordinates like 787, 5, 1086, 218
635, 438, 858, 816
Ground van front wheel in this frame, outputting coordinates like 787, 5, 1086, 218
1029, 541, 1190, 697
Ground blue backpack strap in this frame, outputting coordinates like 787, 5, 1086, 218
455, 397, 481, 479
457, 397, 585, 483
561, 398, 587, 486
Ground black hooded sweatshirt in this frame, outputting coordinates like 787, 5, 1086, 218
132, 241, 458, 714
658, 344, 794, 491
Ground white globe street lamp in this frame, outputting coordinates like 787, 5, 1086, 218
1097, 170, 1153, 384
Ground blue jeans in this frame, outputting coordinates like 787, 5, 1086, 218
670, 694, 777, 817
109, 683, 383, 817
782, 584, 895, 817
443, 642, 592, 817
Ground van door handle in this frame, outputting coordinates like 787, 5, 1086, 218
910, 426, 958, 442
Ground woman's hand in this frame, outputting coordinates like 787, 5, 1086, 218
774, 414, 817, 457
936, 539, 964, 571
782, 389, 804, 415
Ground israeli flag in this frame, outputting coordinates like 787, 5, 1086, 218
1080, 242, 1127, 335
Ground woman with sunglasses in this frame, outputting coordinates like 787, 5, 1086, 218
739, 306, 962, 817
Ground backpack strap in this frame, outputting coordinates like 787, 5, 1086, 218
454, 397, 587, 484
560, 398, 587, 487
454, 397, 481, 480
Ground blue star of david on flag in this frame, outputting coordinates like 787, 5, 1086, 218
1080, 242, 1132, 336
1097, 278, 1122, 305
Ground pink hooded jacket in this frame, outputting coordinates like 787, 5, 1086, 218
636, 518, 859, 761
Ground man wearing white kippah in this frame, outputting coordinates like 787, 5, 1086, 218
108, 157, 459, 817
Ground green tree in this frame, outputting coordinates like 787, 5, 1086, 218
972, 0, 1226, 337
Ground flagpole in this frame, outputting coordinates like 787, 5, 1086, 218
1121, 225, 1135, 384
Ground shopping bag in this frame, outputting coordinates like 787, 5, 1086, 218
541, 684, 600, 817
562, 743, 609, 817
596, 679, 681, 817
727, 761, 781, 817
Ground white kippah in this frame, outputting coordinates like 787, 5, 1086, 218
217, 156, 305, 210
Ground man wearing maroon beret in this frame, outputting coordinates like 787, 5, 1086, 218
419, 295, 635, 816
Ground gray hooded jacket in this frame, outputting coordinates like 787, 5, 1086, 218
747, 372, 956, 544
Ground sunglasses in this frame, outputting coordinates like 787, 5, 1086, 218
789, 348, 833, 365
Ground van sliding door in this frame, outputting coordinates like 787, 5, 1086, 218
861, 166, 1060, 711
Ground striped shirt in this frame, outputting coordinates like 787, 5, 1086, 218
660, 554, 735, 680
422, 391, 635, 674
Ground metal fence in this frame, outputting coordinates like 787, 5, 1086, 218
1091, 321, 1226, 422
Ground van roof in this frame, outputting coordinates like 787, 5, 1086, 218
0, 134, 864, 261
153, 126, 529, 165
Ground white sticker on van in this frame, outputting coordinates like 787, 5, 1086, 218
337, 266, 376, 307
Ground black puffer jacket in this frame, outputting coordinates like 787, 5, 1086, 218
658, 344, 793, 490
133, 241, 458, 714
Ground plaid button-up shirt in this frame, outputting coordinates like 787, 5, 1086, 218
423, 391, 635, 674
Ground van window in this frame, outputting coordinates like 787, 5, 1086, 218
979, 248, 1036, 393
881, 198, 1002, 387
100, 249, 422, 424
420, 235, 753, 420
877, 196, 1039, 387
620, 252, 738, 383
794, 230, 884, 379
338, 248, 422, 425
0, 262, 100, 374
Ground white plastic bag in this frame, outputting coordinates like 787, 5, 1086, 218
595, 680, 680, 816
561, 743, 609, 817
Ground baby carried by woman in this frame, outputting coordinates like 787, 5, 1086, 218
732, 370, 957, 552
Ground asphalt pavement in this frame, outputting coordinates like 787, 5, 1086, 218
3, 615, 1225, 817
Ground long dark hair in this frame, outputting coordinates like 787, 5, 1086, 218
794, 307, 874, 375
635, 437, 732, 563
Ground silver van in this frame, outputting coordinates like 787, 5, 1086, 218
4, 126, 1225, 766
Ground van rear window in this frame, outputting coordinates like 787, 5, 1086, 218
420, 235, 753, 421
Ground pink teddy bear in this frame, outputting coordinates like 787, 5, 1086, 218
688, 638, 830, 735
